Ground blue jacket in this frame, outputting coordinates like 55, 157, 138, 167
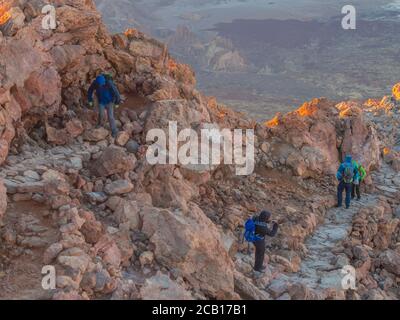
336, 155, 359, 182
88, 75, 121, 106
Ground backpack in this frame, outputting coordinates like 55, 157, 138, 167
103, 75, 121, 105
358, 165, 366, 181
243, 218, 263, 243
343, 163, 354, 183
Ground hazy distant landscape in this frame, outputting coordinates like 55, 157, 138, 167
95, 0, 400, 120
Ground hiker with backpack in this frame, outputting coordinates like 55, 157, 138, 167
87, 74, 121, 138
244, 210, 279, 273
352, 161, 367, 200
336, 155, 360, 209
103, 72, 121, 99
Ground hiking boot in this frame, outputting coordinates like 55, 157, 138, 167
357, 197, 361, 201
254, 266, 266, 273
345, 206, 350, 209
336, 204, 342, 208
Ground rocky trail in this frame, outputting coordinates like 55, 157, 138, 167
286, 194, 379, 291
258, 162, 400, 300
288, 165, 399, 292
0, 201, 57, 300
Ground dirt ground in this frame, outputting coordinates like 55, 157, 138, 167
0, 201, 58, 300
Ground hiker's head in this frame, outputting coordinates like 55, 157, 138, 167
259, 210, 272, 222
96, 75, 106, 86
345, 155, 352, 163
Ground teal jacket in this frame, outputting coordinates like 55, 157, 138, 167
336, 155, 359, 182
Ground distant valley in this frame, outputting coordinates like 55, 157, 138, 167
95, 0, 400, 120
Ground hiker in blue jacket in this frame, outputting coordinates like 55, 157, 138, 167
336, 155, 359, 209
87, 74, 121, 138
252, 210, 279, 273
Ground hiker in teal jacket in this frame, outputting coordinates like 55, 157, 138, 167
336, 155, 359, 209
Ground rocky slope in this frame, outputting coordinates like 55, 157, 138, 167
0, 0, 399, 300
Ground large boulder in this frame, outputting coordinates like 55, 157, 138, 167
265, 98, 381, 177
266, 98, 340, 177
337, 102, 381, 171
234, 271, 270, 300
104, 180, 134, 195
91, 146, 136, 177
383, 148, 400, 172
140, 272, 193, 300
114, 200, 141, 230
83, 128, 109, 142
379, 250, 400, 276
0, 30, 62, 164
146, 167, 198, 211
141, 204, 235, 299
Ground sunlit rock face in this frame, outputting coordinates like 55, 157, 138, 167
262, 98, 381, 178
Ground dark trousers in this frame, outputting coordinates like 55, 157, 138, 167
98, 103, 118, 136
337, 180, 352, 208
352, 181, 362, 199
254, 238, 266, 271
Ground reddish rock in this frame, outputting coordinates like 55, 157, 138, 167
43, 243, 64, 264
52, 290, 85, 300
0, 179, 7, 223
80, 210, 104, 244
338, 102, 381, 171
114, 200, 141, 230
265, 99, 380, 177
83, 127, 109, 142
66, 119, 84, 138
115, 131, 130, 146
93, 235, 122, 269
104, 179, 133, 195
379, 250, 400, 276
46, 124, 70, 145
112, 230, 134, 267
140, 272, 193, 300
142, 203, 235, 299
139, 251, 154, 267
91, 146, 136, 177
